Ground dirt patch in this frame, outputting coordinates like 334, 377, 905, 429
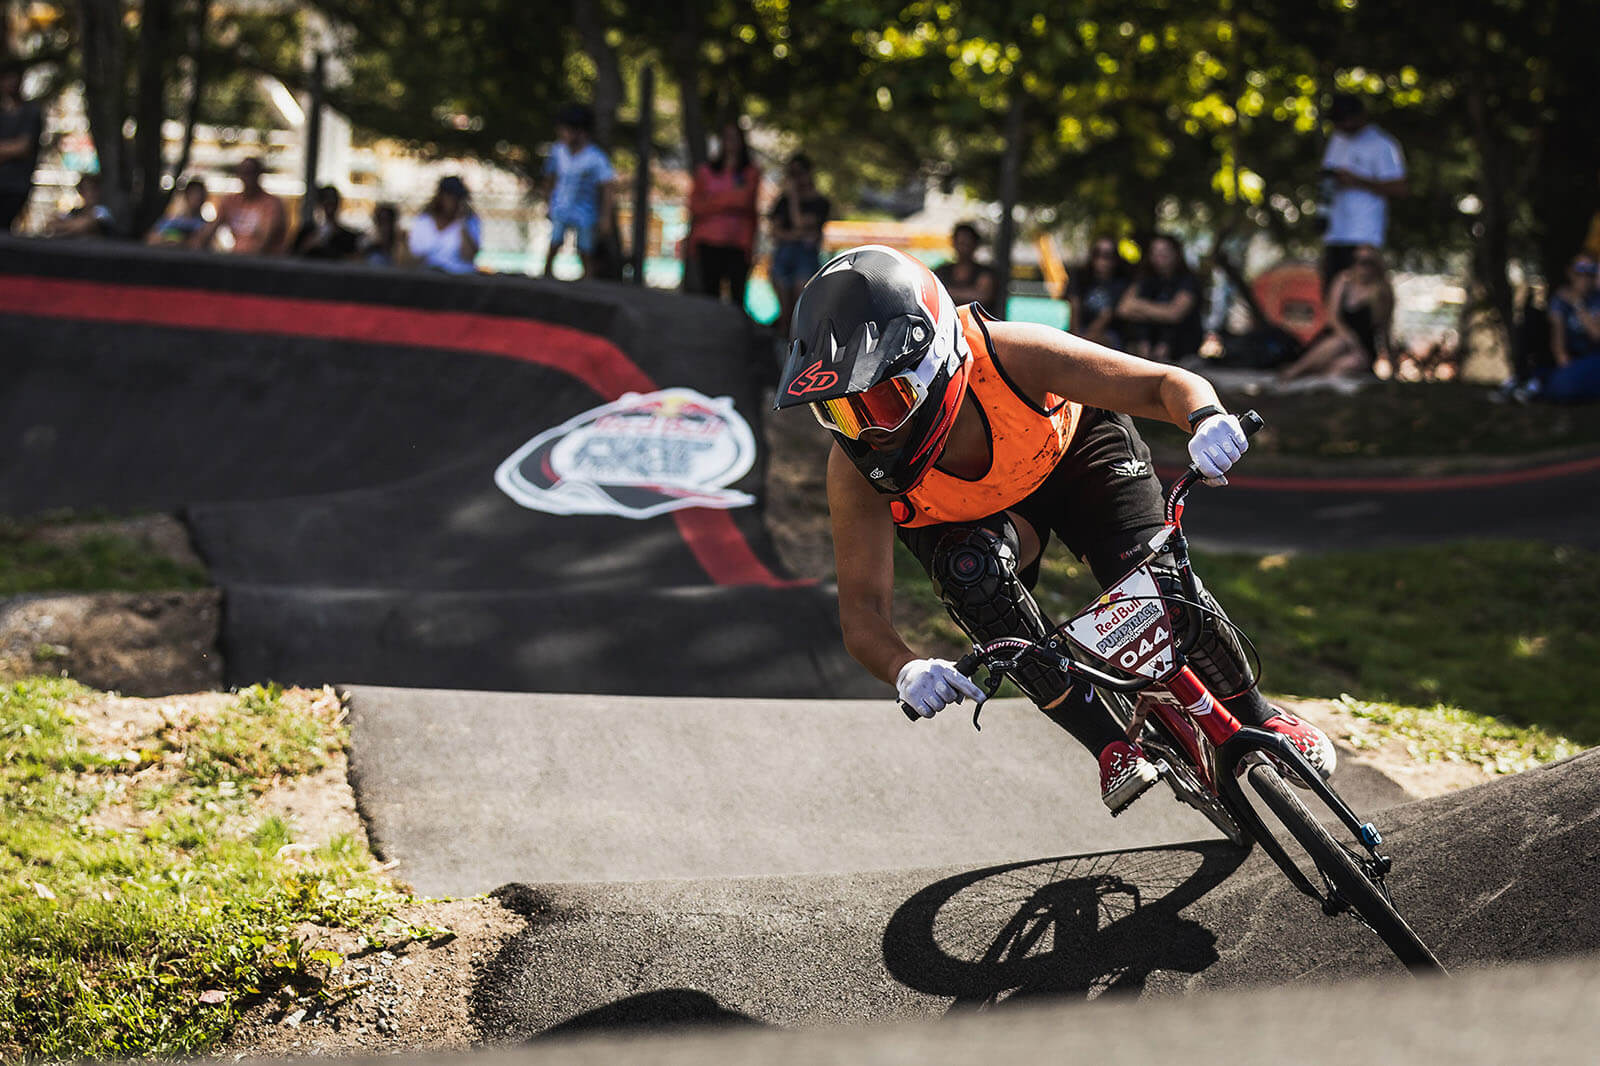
0, 590, 223, 696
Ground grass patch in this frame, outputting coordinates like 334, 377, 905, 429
0, 679, 432, 1063
894, 538, 1599, 747
1328, 695, 1582, 777
0, 520, 207, 596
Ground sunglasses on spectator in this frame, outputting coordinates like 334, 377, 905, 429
1573, 262, 1598, 276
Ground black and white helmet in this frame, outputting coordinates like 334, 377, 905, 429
774, 245, 971, 494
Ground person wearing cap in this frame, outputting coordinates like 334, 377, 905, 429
408, 175, 481, 274
198, 157, 287, 255
1318, 93, 1407, 291
541, 103, 615, 279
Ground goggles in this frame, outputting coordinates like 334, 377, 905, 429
811, 370, 928, 439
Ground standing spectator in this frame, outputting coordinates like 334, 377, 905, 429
0, 64, 43, 233
933, 222, 999, 310
359, 203, 404, 266
199, 157, 287, 255
409, 175, 481, 274
687, 118, 761, 310
541, 103, 614, 279
145, 176, 211, 248
1319, 93, 1407, 291
291, 184, 360, 260
1278, 244, 1395, 381
767, 153, 830, 336
43, 172, 115, 238
1117, 233, 1203, 363
1064, 236, 1131, 347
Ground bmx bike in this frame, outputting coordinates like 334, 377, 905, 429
901, 410, 1445, 974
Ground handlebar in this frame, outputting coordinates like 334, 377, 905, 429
899, 409, 1265, 723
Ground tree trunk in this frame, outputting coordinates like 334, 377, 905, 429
76, 0, 131, 233
992, 89, 1024, 320
167, 0, 210, 190
1465, 84, 1514, 357
574, 0, 623, 150
668, 0, 705, 171
131, 0, 174, 234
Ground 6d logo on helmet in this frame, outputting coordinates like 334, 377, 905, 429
495, 388, 757, 519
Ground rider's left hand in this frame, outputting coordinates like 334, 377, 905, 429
1188, 413, 1248, 485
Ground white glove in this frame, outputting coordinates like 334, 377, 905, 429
1188, 413, 1248, 484
896, 658, 987, 718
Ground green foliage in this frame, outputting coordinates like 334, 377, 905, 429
0, 522, 208, 596
0, 680, 428, 1062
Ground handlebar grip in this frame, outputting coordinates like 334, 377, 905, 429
955, 651, 982, 676
1240, 409, 1266, 438
900, 700, 923, 722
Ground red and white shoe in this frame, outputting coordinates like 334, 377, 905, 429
1259, 712, 1337, 787
1100, 740, 1160, 814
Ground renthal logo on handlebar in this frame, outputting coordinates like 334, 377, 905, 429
1060, 564, 1177, 680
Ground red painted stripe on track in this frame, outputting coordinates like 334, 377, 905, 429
1157, 452, 1600, 493
0, 276, 801, 588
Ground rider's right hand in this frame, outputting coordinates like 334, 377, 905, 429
896, 658, 988, 718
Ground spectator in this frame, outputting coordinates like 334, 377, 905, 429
1537, 254, 1600, 401
1064, 236, 1131, 347
291, 184, 361, 260
767, 153, 830, 336
359, 202, 404, 266
933, 222, 999, 310
1116, 233, 1203, 363
687, 118, 761, 310
409, 175, 481, 274
43, 172, 115, 238
541, 102, 614, 279
199, 157, 287, 255
145, 177, 211, 249
1319, 93, 1407, 291
1278, 244, 1395, 381
0, 64, 43, 233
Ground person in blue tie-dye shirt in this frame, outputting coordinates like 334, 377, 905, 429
541, 103, 615, 280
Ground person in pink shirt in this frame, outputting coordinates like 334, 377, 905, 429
687, 119, 760, 312
199, 157, 287, 255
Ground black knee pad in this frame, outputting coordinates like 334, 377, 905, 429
1151, 565, 1257, 700
930, 526, 1073, 708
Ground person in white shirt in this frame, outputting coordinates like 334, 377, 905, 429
1319, 93, 1407, 290
409, 175, 481, 275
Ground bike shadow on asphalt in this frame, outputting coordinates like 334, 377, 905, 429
882, 840, 1248, 1009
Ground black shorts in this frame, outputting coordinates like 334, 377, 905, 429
897, 407, 1165, 591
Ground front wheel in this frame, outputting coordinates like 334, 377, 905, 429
1245, 763, 1445, 974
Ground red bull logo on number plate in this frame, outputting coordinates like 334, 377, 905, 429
495, 388, 757, 519
1062, 565, 1177, 681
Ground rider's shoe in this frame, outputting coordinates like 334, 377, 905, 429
1259, 711, 1338, 787
1100, 740, 1160, 815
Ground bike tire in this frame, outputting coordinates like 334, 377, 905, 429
1245, 762, 1444, 973
1101, 689, 1249, 847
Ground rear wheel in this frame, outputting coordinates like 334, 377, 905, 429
1246, 763, 1444, 973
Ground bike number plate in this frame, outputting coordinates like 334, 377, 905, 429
1060, 564, 1177, 680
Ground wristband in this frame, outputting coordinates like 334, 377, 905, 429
1186, 405, 1224, 432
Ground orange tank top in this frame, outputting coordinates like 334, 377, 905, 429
890, 305, 1081, 528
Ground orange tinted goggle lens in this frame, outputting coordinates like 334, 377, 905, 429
813, 374, 922, 438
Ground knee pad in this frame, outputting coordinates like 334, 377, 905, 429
1151, 565, 1257, 700
930, 527, 1072, 707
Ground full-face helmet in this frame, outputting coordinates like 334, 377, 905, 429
774, 245, 971, 495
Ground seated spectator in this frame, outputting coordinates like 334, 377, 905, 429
291, 184, 361, 260
1117, 233, 1203, 362
359, 202, 404, 266
199, 157, 287, 255
767, 153, 830, 336
1538, 254, 1600, 402
44, 172, 115, 238
409, 175, 481, 274
1278, 244, 1395, 381
145, 176, 211, 248
933, 222, 999, 310
1064, 236, 1130, 347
